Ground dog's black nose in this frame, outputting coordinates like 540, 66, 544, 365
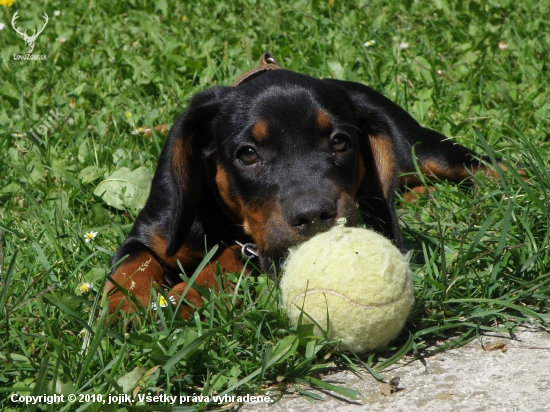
285, 195, 338, 237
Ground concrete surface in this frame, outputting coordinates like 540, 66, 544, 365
241, 324, 550, 412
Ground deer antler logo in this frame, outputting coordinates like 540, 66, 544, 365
11, 11, 49, 54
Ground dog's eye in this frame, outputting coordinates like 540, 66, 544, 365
330, 133, 350, 152
237, 146, 261, 165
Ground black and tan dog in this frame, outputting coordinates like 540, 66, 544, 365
105, 53, 495, 318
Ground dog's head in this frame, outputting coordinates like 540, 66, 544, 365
159, 63, 402, 272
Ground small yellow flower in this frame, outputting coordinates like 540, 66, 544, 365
79, 282, 92, 294
131, 127, 154, 136
151, 295, 176, 310
125, 111, 132, 118
182, 15, 189, 22
158, 295, 169, 307
0, 0, 15, 7
84, 231, 98, 243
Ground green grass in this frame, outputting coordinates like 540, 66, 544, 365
1, 0, 550, 410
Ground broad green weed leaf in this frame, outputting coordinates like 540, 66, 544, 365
94, 166, 153, 211
117, 367, 148, 393
327, 61, 345, 79
84, 267, 107, 284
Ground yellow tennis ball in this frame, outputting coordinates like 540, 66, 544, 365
280, 226, 414, 353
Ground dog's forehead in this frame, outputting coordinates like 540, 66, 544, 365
239, 70, 342, 103
250, 87, 320, 123
222, 70, 355, 132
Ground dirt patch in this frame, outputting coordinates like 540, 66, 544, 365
242, 325, 550, 412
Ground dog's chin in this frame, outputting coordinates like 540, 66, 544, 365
258, 214, 358, 278
257, 234, 309, 278
259, 250, 287, 280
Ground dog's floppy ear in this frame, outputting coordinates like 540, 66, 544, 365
141, 87, 227, 255
356, 128, 402, 248
325, 79, 409, 247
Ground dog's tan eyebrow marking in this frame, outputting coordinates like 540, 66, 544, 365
251, 119, 269, 141
316, 110, 331, 130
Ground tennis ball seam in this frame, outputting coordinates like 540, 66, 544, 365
290, 273, 412, 310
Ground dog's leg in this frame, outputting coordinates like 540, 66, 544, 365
168, 245, 248, 319
105, 252, 164, 315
